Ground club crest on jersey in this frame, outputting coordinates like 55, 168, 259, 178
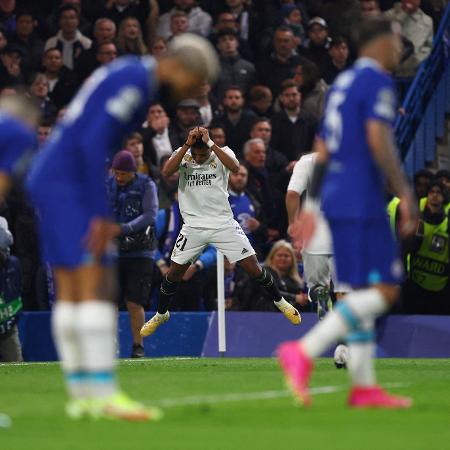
210, 160, 217, 169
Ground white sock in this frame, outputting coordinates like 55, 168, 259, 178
301, 288, 387, 358
77, 301, 118, 398
52, 301, 86, 398
347, 342, 376, 387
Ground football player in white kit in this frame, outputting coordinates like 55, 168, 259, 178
141, 127, 301, 337
286, 151, 350, 366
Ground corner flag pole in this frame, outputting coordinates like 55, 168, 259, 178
217, 251, 226, 356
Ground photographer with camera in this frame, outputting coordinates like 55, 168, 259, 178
0, 218, 23, 362
107, 150, 158, 358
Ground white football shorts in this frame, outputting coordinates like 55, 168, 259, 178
170, 220, 256, 265
302, 252, 350, 293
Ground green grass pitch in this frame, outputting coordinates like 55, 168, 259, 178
1, 358, 449, 450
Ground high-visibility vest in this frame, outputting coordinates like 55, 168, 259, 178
409, 200, 449, 292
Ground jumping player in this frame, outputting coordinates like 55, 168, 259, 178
27, 34, 219, 421
278, 18, 418, 408
140, 126, 301, 337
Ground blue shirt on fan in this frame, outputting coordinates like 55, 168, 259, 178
320, 58, 397, 221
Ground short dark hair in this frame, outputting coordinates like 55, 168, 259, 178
435, 169, 450, 180
251, 117, 271, 130
58, 4, 79, 20
16, 9, 35, 21
279, 79, 298, 94
275, 25, 294, 35
355, 18, 395, 51
248, 85, 272, 102
414, 169, 434, 183
191, 137, 208, 150
223, 85, 243, 97
330, 35, 348, 47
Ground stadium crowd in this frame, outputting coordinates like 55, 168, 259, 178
0, 0, 449, 328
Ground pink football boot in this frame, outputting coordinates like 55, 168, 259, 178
277, 341, 313, 406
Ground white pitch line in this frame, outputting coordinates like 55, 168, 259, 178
152, 383, 409, 408
153, 385, 345, 408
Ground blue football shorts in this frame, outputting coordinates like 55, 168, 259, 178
327, 217, 404, 287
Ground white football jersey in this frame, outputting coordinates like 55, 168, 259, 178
288, 152, 333, 255
173, 146, 238, 228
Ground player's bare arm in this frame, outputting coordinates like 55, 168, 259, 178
367, 120, 418, 237
162, 127, 199, 176
199, 127, 240, 173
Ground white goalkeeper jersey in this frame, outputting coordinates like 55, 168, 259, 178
173, 146, 238, 228
288, 152, 333, 255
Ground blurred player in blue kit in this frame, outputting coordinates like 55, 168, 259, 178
278, 18, 418, 408
27, 34, 219, 421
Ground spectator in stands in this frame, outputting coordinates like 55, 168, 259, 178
250, 117, 291, 190
157, 0, 212, 39
293, 59, 328, 120
210, 11, 253, 62
214, 28, 255, 100
257, 26, 302, 96
270, 79, 318, 162
384, 0, 434, 77
102, 0, 150, 31
168, 11, 189, 40
0, 219, 23, 362
243, 138, 280, 244
123, 132, 152, 176
96, 41, 118, 66
209, 122, 227, 147
0, 27, 7, 51
321, 35, 351, 85
402, 180, 449, 314
74, 17, 116, 80
247, 85, 274, 118
42, 47, 79, 109
140, 102, 177, 167
436, 170, 450, 202
414, 168, 434, 200
149, 36, 168, 61
217, 86, 256, 156
156, 155, 178, 209
233, 239, 307, 312
0, 44, 24, 86
27, 72, 57, 119
154, 195, 216, 311
0, 0, 15, 35
116, 16, 147, 56
169, 98, 202, 148
196, 81, 219, 127
279, 3, 305, 46
8, 10, 43, 79
107, 150, 158, 358
223, 0, 253, 42
228, 163, 267, 258
37, 117, 53, 146
44, 4, 92, 70
299, 17, 331, 76
360, 0, 383, 18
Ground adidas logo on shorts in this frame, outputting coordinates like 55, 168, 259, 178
241, 248, 248, 255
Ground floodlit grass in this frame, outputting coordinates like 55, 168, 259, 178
1, 358, 449, 450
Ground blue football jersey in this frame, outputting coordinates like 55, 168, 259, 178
0, 112, 37, 175
320, 58, 397, 220
28, 56, 157, 218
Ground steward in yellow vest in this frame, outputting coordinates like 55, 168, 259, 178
402, 181, 449, 315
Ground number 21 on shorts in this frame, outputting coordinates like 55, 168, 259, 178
175, 233, 188, 251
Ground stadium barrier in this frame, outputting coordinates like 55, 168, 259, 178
395, 4, 450, 177
16, 311, 450, 362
